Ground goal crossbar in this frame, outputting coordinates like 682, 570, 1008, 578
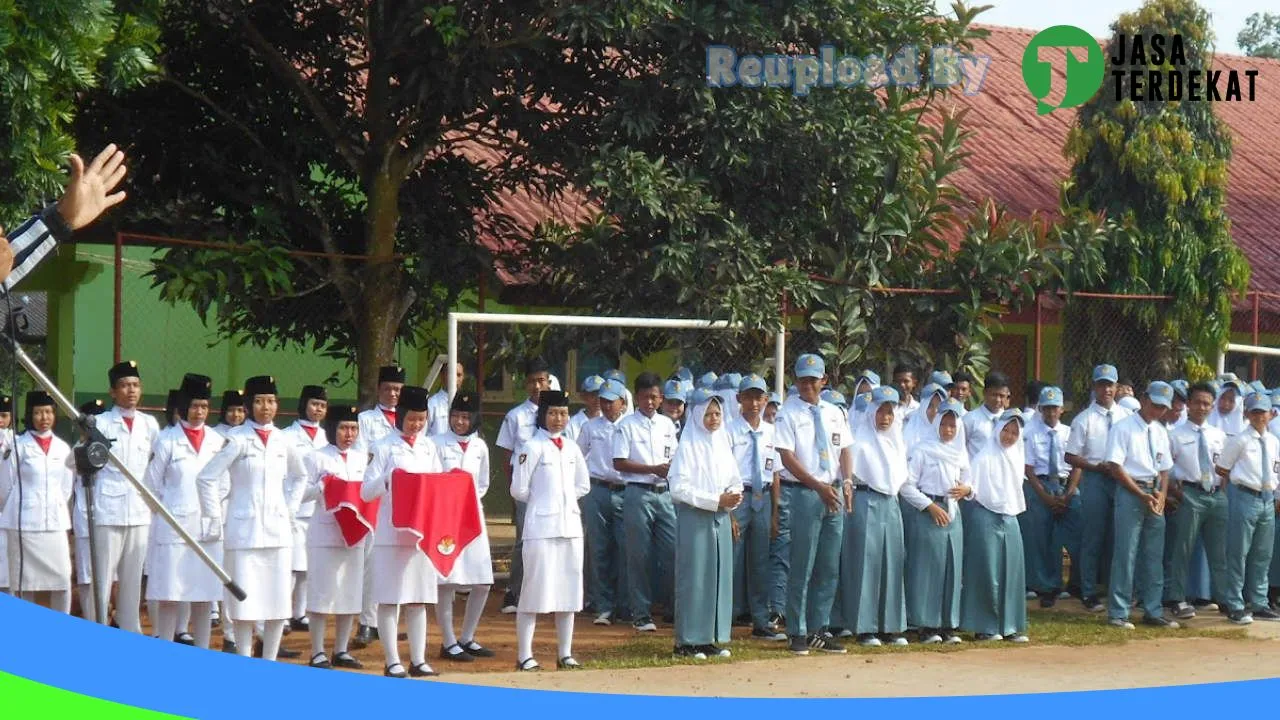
447, 312, 786, 398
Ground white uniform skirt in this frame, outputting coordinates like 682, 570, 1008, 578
373, 545, 438, 605
6, 530, 71, 592
224, 547, 292, 621
518, 537, 584, 614
439, 519, 494, 587
291, 518, 310, 572
146, 541, 224, 603
306, 542, 366, 614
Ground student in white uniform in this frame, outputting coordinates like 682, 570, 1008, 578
1065, 364, 1131, 612
434, 391, 497, 663
960, 410, 1029, 642
1163, 382, 1228, 619
427, 363, 465, 437
1104, 381, 1177, 630
197, 375, 308, 661
670, 389, 742, 660
567, 375, 604, 443
352, 364, 406, 646
361, 385, 444, 678
1021, 386, 1079, 608
142, 374, 227, 650
903, 384, 949, 457
962, 372, 1011, 458
0, 391, 73, 612
91, 360, 160, 635
604, 369, 635, 415
662, 379, 688, 435
949, 371, 975, 411
577, 379, 629, 626
511, 390, 590, 671
1216, 392, 1280, 625
892, 364, 920, 422
613, 372, 680, 632
497, 357, 552, 614
281, 384, 329, 632
714, 373, 743, 424
764, 393, 781, 425
302, 404, 368, 670
1209, 378, 1246, 437
729, 374, 783, 640
209, 389, 245, 646
1021, 380, 1048, 425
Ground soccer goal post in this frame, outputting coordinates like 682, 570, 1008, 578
446, 312, 788, 400
1219, 342, 1280, 383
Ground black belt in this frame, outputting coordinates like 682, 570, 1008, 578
1035, 474, 1067, 482
781, 478, 838, 490
591, 478, 625, 492
1132, 477, 1159, 491
1184, 483, 1222, 496
746, 483, 773, 492
924, 493, 948, 504
1232, 483, 1270, 498
627, 482, 668, 493
853, 483, 889, 497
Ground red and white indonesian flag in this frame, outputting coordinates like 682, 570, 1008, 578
390, 469, 482, 577
323, 475, 381, 547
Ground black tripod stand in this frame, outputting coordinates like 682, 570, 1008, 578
73, 424, 110, 624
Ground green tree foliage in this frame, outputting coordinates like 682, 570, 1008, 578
1062, 0, 1249, 386
1239, 12, 1280, 59
0, 0, 158, 226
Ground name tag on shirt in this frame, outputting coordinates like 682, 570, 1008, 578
663, 446, 671, 460
832, 433, 841, 447
765, 458, 774, 471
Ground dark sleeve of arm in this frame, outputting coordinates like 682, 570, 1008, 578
4, 209, 68, 291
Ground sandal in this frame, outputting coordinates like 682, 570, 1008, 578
409, 662, 438, 677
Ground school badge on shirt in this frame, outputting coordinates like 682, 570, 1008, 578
519, 453, 527, 465
832, 433, 841, 446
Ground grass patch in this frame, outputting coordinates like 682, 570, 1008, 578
583, 610, 1250, 671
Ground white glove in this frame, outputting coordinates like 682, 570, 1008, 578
200, 517, 222, 542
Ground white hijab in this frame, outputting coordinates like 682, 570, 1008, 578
903, 385, 948, 456
851, 400, 908, 496
910, 406, 969, 516
968, 414, 1027, 516
1209, 386, 1246, 437
668, 398, 740, 503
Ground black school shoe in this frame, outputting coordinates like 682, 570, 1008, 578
440, 643, 475, 662
461, 640, 496, 658
788, 635, 809, 655
1038, 592, 1057, 609
332, 652, 363, 669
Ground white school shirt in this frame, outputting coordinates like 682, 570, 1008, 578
1024, 420, 1071, 480
354, 405, 399, 455
728, 416, 779, 490
577, 415, 624, 482
566, 409, 596, 444
900, 447, 967, 515
433, 432, 491, 502
196, 422, 308, 551
611, 411, 679, 485
1104, 414, 1173, 480
773, 396, 851, 485
1168, 420, 1227, 492
0, 431, 74, 532
715, 389, 741, 423
893, 397, 920, 424
361, 432, 444, 547
962, 405, 1003, 458
92, 407, 161, 527
1066, 401, 1132, 464
426, 389, 451, 437
1216, 426, 1280, 493
281, 420, 329, 520
496, 399, 539, 467
512, 430, 589, 540
303, 445, 369, 548
142, 424, 227, 545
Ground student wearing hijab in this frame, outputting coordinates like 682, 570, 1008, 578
0, 391, 74, 612
1209, 378, 1246, 437
900, 399, 969, 644
510, 390, 591, 671
841, 386, 909, 647
903, 384, 949, 458
669, 389, 743, 660
143, 374, 227, 650
714, 373, 744, 424
360, 385, 444, 678
960, 410, 1029, 642
301, 404, 368, 670
433, 391, 497, 663
1021, 386, 1079, 608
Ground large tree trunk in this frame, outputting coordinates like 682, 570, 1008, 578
355, 170, 410, 407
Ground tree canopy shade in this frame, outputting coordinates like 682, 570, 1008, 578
0, 0, 158, 227
1239, 12, 1280, 59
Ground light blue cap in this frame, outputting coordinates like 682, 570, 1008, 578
662, 379, 686, 403
998, 408, 1025, 425
768, 392, 783, 405
853, 392, 872, 413
795, 354, 825, 379
600, 379, 625, 402
938, 399, 965, 417
604, 369, 626, 383
697, 371, 718, 389
821, 389, 847, 409
739, 373, 768, 394
1170, 379, 1190, 400
1118, 396, 1142, 412
675, 367, 694, 383
870, 386, 899, 406
929, 370, 953, 388
1038, 385, 1064, 408
1146, 380, 1174, 408
855, 369, 882, 389
1270, 387, 1280, 404
1249, 379, 1268, 394
715, 372, 744, 391
1092, 364, 1119, 383
581, 375, 605, 393
920, 382, 946, 402
689, 387, 718, 406
1245, 391, 1273, 413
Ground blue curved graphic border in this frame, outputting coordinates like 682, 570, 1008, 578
0, 592, 1273, 717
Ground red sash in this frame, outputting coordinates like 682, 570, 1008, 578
390, 469, 481, 576
322, 475, 380, 547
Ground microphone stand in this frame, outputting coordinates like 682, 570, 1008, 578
73, 440, 107, 625
1, 336, 246, 603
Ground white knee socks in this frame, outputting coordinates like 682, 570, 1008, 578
555, 611, 575, 659
405, 603, 427, 667
155, 601, 180, 643
233, 621, 254, 657
292, 572, 307, 619
191, 602, 212, 649
460, 586, 489, 644
334, 614, 354, 654
436, 587, 458, 648
260, 619, 285, 661
309, 612, 328, 659
516, 611, 536, 662
379, 604, 402, 667
177, 601, 192, 635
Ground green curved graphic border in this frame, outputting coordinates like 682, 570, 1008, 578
0, 671, 189, 719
